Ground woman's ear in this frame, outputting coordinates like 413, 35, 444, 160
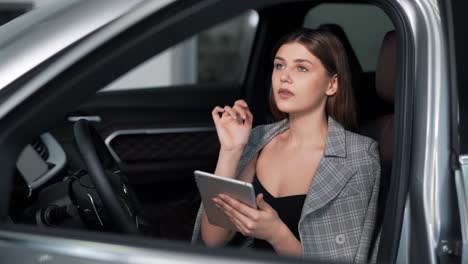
325, 74, 338, 96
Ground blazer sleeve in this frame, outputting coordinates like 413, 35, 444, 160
191, 203, 205, 244
354, 140, 381, 263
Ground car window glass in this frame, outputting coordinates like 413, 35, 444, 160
303, 3, 394, 72
103, 10, 258, 91
0, 0, 78, 48
453, 0, 468, 154
0, 3, 32, 26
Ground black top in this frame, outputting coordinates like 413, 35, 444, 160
247, 174, 306, 252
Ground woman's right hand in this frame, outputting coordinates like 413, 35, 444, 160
212, 99, 253, 152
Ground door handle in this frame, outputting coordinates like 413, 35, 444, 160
67, 115, 102, 123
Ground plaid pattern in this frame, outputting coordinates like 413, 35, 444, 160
192, 117, 380, 263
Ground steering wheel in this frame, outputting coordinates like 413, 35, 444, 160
73, 119, 142, 234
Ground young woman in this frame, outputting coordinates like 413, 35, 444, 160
192, 28, 381, 263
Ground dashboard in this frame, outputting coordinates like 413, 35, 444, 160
12, 132, 105, 230
16, 133, 67, 194
12, 131, 147, 233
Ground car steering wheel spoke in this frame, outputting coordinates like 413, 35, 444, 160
73, 119, 145, 235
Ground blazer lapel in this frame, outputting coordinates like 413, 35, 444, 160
236, 119, 289, 176
300, 117, 356, 221
237, 117, 356, 221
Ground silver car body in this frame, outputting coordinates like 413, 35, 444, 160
0, 0, 465, 263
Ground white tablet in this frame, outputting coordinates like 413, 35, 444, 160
194, 170, 257, 230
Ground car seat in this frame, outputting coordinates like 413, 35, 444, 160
361, 31, 397, 239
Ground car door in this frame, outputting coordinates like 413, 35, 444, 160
0, 0, 431, 263
449, 0, 468, 263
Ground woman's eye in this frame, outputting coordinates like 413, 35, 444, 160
274, 63, 284, 70
297, 66, 308, 72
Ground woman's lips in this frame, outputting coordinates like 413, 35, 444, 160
278, 88, 294, 99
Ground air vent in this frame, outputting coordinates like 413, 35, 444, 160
31, 139, 49, 160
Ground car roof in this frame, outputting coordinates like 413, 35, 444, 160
0, 0, 174, 90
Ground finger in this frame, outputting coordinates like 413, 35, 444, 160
228, 214, 249, 235
219, 194, 258, 220
232, 101, 252, 123
223, 106, 236, 118
221, 203, 253, 235
256, 193, 272, 210
212, 106, 224, 115
234, 99, 248, 109
232, 105, 247, 121
216, 195, 248, 219
223, 106, 242, 123
222, 209, 248, 236
244, 109, 254, 125
212, 106, 225, 119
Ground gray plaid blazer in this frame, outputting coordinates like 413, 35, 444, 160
192, 117, 381, 264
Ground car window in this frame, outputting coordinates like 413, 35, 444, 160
104, 10, 258, 91
303, 3, 394, 72
0, 0, 79, 48
0, 3, 32, 26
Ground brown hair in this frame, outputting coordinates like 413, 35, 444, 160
269, 28, 358, 131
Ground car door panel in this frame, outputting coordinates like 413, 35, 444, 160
54, 83, 240, 182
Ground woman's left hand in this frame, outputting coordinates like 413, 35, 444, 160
213, 193, 283, 243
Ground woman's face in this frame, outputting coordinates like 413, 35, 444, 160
271, 42, 337, 116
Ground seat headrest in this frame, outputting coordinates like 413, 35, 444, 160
376, 31, 397, 104
318, 23, 363, 74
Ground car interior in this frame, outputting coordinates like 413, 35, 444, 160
4, 0, 402, 261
